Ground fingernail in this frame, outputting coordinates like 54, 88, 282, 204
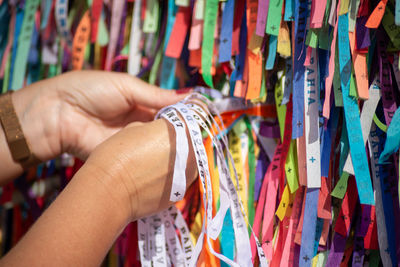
176, 87, 193, 94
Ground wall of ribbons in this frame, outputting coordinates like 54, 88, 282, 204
1, 0, 400, 266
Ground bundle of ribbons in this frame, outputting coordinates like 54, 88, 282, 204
1, 0, 400, 266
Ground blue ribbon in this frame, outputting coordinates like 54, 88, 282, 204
220, 208, 235, 266
160, 0, 177, 89
265, 35, 277, 70
218, 0, 234, 63
292, 0, 308, 139
299, 188, 320, 267
337, 14, 374, 205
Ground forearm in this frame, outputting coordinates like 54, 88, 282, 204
0, 162, 131, 267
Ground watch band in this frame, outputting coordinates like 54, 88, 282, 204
0, 92, 40, 168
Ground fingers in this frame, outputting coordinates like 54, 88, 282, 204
122, 105, 157, 123
118, 73, 192, 109
64, 70, 192, 111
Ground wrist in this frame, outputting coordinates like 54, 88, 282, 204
12, 80, 63, 162
84, 120, 169, 221
0, 83, 62, 182
85, 119, 197, 222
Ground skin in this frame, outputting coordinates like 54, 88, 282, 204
0, 71, 197, 266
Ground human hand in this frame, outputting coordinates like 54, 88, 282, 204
13, 70, 190, 162
84, 118, 198, 221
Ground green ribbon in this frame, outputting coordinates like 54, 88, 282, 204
201, 0, 219, 88
244, 117, 256, 228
